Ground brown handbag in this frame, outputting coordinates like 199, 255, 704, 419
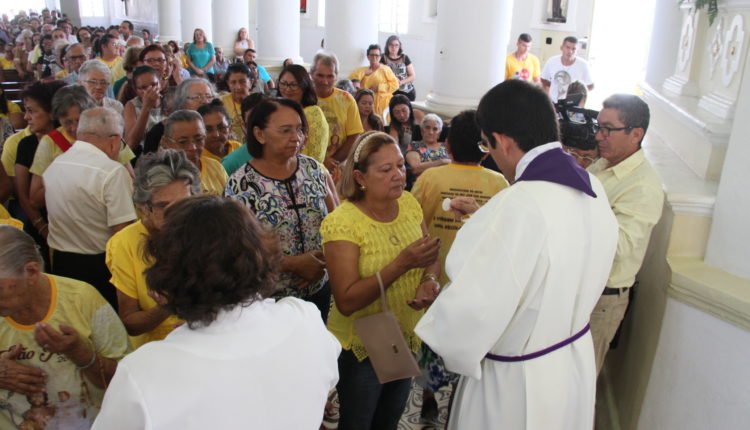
353, 272, 421, 384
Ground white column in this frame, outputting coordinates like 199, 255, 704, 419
324, 0, 378, 78
157, 0, 182, 43
213, 0, 250, 56
180, 0, 213, 46
248, 0, 259, 51
257, 0, 302, 64
705, 52, 750, 279
424, 0, 514, 116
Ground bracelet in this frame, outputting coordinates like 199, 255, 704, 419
76, 347, 97, 370
421, 273, 438, 284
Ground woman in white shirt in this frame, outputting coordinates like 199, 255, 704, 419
233, 27, 256, 61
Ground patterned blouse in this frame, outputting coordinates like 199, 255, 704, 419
406, 141, 450, 163
224, 155, 329, 298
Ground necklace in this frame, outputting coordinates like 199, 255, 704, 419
361, 203, 401, 246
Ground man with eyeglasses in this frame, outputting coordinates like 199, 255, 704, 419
415, 80, 618, 429
587, 94, 664, 374
160, 109, 228, 196
59, 43, 87, 84
41, 107, 137, 311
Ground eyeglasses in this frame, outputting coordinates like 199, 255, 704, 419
186, 94, 215, 102
275, 126, 305, 139
278, 81, 300, 89
477, 138, 491, 154
592, 124, 632, 137
146, 200, 170, 213
144, 57, 166, 64
83, 79, 109, 87
166, 136, 206, 147
564, 147, 599, 164
367, 53, 381, 58
67, 54, 87, 62
205, 124, 229, 134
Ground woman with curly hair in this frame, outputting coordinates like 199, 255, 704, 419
94, 196, 341, 429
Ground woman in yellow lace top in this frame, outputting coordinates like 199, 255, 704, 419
321, 131, 440, 430
278, 65, 329, 165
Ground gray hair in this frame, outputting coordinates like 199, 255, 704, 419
64, 43, 83, 59
311, 51, 339, 76
173, 78, 215, 111
421, 113, 444, 131
77, 106, 124, 137
133, 149, 201, 207
163, 109, 204, 139
79, 59, 112, 82
0, 226, 44, 277
51, 85, 97, 120
126, 35, 144, 47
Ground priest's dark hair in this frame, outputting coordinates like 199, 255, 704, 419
447, 110, 484, 164
476, 80, 559, 153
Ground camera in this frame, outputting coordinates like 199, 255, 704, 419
555, 95, 599, 151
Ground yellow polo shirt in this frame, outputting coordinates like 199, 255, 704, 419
588, 149, 665, 288
1, 127, 32, 176
200, 155, 229, 195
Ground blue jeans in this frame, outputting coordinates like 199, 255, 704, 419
336, 350, 412, 430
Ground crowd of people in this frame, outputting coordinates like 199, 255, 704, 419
0, 8, 665, 430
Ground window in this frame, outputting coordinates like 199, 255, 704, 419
80, 0, 106, 17
379, 0, 409, 34
318, 0, 326, 27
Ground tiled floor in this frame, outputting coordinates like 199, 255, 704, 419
322, 381, 452, 430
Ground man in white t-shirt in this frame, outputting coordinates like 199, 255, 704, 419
541, 36, 594, 101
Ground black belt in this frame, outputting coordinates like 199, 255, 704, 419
602, 287, 627, 295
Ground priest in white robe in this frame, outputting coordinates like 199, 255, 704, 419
415, 80, 619, 430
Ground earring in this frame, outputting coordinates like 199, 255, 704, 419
360, 185, 366, 191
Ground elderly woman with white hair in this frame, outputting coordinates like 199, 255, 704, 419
0, 224, 129, 429
142, 77, 216, 155
106, 149, 201, 349
405, 113, 450, 178
78, 59, 124, 115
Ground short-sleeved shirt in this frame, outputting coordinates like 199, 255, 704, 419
14, 134, 40, 169
0, 100, 21, 120
301, 105, 330, 165
225, 155, 329, 298
106, 220, 183, 348
44, 140, 137, 254
505, 53, 541, 82
0, 274, 130, 429
411, 164, 508, 285
316, 88, 363, 159
541, 55, 594, 101
321, 192, 426, 360
200, 155, 229, 196
30, 127, 135, 176
221, 143, 252, 176
220, 93, 246, 142
384, 54, 414, 94
1, 127, 32, 176
406, 141, 450, 163
202, 139, 242, 162
257, 64, 271, 83
186, 42, 215, 74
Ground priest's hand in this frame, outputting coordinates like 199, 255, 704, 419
449, 197, 480, 220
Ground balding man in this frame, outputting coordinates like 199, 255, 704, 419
160, 109, 228, 196
42, 107, 137, 310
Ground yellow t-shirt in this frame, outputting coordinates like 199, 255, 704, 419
1, 127, 32, 176
30, 128, 135, 176
411, 163, 509, 285
0, 57, 14, 70
321, 192, 425, 361
505, 53, 541, 81
55, 69, 70, 80
106, 220, 183, 349
202, 139, 241, 162
220, 93, 246, 143
317, 88, 364, 159
0, 275, 130, 428
349, 65, 400, 117
200, 154, 229, 195
301, 105, 329, 165
99, 56, 125, 82
0, 100, 22, 121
